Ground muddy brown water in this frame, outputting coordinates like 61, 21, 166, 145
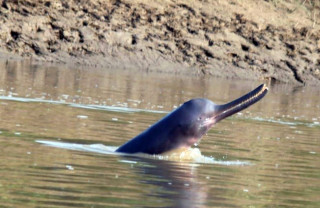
0, 61, 319, 208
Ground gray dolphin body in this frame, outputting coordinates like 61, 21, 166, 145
116, 84, 268, 154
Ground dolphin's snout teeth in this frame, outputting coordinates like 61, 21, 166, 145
213, 84, 268, 123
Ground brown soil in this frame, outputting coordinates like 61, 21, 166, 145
0, 0, 320, 85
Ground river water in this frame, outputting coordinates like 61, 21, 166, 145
0, 61, 319, 208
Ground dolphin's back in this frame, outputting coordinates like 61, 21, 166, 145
116, 107, 184, 154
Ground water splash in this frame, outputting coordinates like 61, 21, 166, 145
36, 140, 118, 154
36, 140, 250, 166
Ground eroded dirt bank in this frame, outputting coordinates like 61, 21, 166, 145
0, 0, 319, 85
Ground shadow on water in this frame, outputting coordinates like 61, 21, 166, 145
35, 140, 244, 207
35, 139, 252, 207
120, 156, 208, 208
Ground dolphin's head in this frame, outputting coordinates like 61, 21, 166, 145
177, 84, 268, 147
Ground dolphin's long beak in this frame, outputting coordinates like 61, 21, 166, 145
213, 84, 268, 123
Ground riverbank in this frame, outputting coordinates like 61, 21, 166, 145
0, 0, 319, 85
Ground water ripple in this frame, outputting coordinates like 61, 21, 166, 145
36, 140, 250, 166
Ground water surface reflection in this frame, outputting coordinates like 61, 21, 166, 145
122, 156, 208, 208
0, 60, 319, 208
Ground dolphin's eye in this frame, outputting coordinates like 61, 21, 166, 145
198, 116, 203, 121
